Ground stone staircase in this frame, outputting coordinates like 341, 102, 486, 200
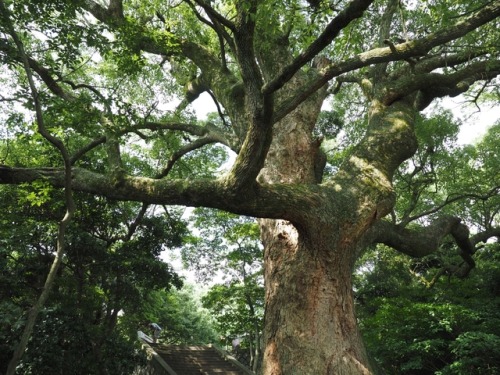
152, 345, 251, 375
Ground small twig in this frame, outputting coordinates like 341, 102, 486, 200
207, 89, 229, 127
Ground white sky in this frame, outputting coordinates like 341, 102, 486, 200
438, 98, 499, 144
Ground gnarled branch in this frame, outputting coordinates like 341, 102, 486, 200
369, 216, 477, 280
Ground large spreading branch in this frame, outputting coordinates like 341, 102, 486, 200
79, 0, 245, 137
397, 48, 493, 78
401, 186, 500, 226
0, 164, 326, 222
0, 0, 498, 234
370, 0, 400, 79
1, 33, 234, 172
273, 0, 500, 122
79, 0, 231, 86
221, 0, 276, 192
383, 59, 500, 107
370, 216, 476, 273
472, 227, 500, 244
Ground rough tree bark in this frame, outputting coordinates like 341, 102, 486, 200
257, 89, 419, 374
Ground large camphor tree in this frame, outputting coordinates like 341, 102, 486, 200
1, 0, 499, 373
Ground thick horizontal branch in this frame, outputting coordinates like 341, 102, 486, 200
472, 227, 500, 245
0, 165, 328, 222
413, 48, 492, 75
0, 165, 227, 207
385, 48, 493, 82
370, 216, 476, 271
383, 59, 500, 105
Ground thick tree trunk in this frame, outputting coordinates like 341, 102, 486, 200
260, 220, 372, 375
258, 88, 373, 374
256, 91, 420, 374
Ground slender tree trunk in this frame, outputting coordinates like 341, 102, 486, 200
2, 5, 76, 372
6, 213, 73, 375
253, 328, 261, 373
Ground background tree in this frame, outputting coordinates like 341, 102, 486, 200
1, 0, 499, 373
182, 208, 264, 371
356, 243, 500, 375
120, 286, 219, 346
0, 160, 187, 374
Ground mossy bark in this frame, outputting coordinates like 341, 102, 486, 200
257, 92, 417, 374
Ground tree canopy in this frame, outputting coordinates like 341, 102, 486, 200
1, 0, 499, 374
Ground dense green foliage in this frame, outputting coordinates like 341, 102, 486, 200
120, 286, 219, 346
353, 121, 500, 374
0, 0, 499, 373
356, 244, 500, 375
0, 179, 220, 374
